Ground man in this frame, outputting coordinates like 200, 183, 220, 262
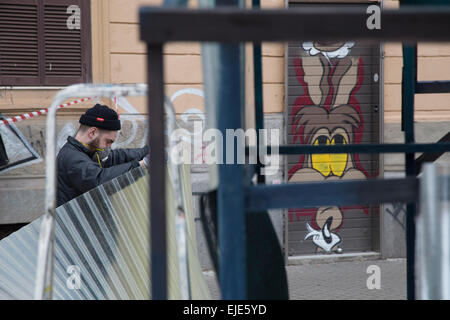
57, 104, 149, 207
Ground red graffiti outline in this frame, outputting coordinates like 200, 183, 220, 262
288, 56, 371, 228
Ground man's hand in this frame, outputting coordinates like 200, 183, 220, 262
139, 154, 150, 169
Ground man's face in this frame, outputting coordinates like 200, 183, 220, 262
88, 128, 117, 151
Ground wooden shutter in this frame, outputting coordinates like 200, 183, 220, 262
0, 0, 91, 86
43, 0, 91, 85
0, 0, 40, 85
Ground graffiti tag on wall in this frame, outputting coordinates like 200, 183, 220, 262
0, 88, 206, 175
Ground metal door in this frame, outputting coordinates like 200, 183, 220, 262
286, 2, 381, 255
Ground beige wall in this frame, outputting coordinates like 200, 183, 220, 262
384, 0, 450, 123
107, 0, 285, 114
0, 0, 449, 121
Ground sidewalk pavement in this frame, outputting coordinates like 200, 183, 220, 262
203, 258, 406, 300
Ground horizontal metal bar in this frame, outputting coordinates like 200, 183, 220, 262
245, 178, 418, 212
262, 143, 450, 155
139, 7, 450, 43
415, 81, 450, 94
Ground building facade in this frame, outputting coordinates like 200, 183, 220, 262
1, 0, 450, 266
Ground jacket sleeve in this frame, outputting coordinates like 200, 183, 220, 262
67, 157, 140, 194
103, 145, 149, 167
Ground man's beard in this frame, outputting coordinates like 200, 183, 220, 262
89, 137, 111, 162
87, 137, 101, 152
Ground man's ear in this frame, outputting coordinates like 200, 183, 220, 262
87, 127, 98, 139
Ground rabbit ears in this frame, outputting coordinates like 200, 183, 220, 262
301, 49, 360, 111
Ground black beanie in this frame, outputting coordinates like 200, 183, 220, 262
79, 104, 121, 131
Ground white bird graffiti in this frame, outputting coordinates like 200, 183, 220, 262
304, 217, 342, 252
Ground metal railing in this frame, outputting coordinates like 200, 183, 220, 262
139, 3, 450, 300
35, 84, 191, 300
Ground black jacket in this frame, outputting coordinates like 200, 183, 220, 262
57, 136, 148, 207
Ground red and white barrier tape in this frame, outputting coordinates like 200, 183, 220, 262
0, 97, 94, 127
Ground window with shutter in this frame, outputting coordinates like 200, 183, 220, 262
0, 0, 40, 85
0, 0, 91, 86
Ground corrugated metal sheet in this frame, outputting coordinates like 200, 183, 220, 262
0, 165, 211, 299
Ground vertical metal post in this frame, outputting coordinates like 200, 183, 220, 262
252, 0, 265, 184
203, 0, 248, 301
418, 163, 450, 299
216, 43, 247, 299
442, 168, 450, 299
418, 163, 442, 299
147, 44, 167, 300
162, 0, 191, 301
401, 0, 419, 301
402, 43, 417, 300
